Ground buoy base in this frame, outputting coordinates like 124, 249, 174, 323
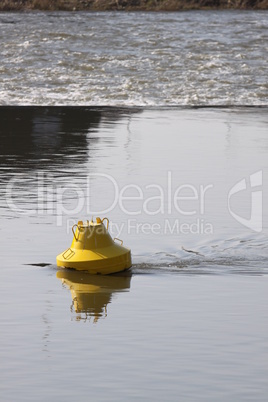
56, 246, 132, 275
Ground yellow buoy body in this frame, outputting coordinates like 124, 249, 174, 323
56, 218, 132, 275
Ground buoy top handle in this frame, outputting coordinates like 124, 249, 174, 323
73, 217, 110, 231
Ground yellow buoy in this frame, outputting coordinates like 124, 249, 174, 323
56, 217, 132, 275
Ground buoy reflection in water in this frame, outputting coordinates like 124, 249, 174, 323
56, 270, 131, 323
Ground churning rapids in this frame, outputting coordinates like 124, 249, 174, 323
0, 10, 268, 106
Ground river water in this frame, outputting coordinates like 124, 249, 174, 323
0, 10, 268, 402
0, 10, 268, 106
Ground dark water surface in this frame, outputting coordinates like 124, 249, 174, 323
0, 106, 268, 401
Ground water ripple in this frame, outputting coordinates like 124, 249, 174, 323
0, 11, 267, 106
